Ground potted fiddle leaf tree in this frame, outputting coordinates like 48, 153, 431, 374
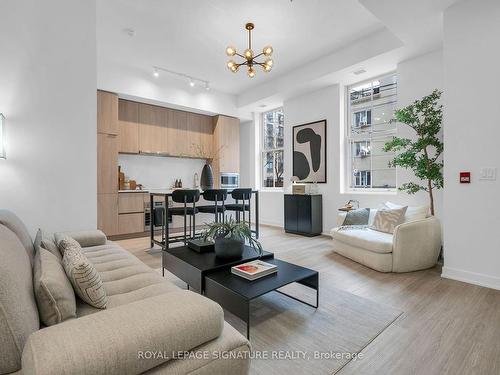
384, 89, 443, 216
203, 217, 263, 259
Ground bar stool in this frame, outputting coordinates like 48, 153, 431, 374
170, 189, 200, 245
197, 189, 227, 223
224, 188, 252, 227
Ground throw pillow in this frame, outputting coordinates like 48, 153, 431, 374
385, 201, 428, 222
370, 206, 407, 234
342, 208, 370, 226
33, 247, 77, 326
41, 236, 62, 261
60, 239, 108, 309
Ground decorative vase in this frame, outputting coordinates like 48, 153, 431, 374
200, 163, 214, 191
214, 237, 245, 259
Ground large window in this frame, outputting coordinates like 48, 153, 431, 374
346, 74, 397, 190
261, 108, 284, 188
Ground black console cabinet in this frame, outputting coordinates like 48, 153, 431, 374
284, 194, 323, 236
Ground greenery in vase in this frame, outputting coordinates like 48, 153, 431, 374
203, 217, 263, 256
383, 89, 443, 215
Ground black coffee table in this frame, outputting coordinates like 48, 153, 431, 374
162, 245, 274, 292
204, 258, 319, 339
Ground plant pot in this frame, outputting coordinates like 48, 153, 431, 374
200, 163, 214, 191
214, 237, 245, 259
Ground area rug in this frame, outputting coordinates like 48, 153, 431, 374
156, 268, 402, 375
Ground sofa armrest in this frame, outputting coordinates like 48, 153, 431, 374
392, 216, 442, 272
54, 230, 107, 247
22, 291, 224, 375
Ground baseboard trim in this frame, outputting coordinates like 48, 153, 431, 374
259, 221, 283, 229
442, 266, 500, 291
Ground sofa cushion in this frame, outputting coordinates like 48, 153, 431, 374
370, 206, 407, 234
41, 236, 62, 262
385, 201, 429, 223
0, 225, 39, 374
61, 239, 108, 309
0, 209, 35, 266
55, 230, 107, 248
331, 227, 393, 254
76, 242, 180, 316
33, 247, 77, 326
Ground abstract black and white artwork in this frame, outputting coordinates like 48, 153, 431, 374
292, 120, 327, 183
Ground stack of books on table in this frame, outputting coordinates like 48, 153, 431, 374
231, 260, 278, 281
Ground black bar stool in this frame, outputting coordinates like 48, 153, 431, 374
197, 189, 227, 223
224, 188, 252, 227
170, 189, 200, 245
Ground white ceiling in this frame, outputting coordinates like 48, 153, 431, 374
97, 0, 383, 95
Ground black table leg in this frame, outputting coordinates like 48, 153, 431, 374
150, 194, 154, 248
246, 301, 250, 339
255, 191, 259, 239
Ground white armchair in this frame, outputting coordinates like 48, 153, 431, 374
331, 215, 442, 273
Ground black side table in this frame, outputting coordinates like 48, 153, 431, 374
284, 194, 323, 236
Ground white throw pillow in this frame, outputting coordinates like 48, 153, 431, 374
385, 201, 428, 223
60, 238, 108, 309
370, 206, 407, 234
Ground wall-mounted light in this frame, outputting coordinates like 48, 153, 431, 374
0, 114, 6, 159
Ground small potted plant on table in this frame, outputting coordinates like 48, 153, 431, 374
203, 218, 263, 259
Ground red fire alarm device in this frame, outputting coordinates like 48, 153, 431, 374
460, 172, 471, 183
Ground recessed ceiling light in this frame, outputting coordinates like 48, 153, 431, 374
353, 68, 367, 75
205, 82, 210, 91
189, 79, 195, 87
259, 104, 267, 108
153, 68, 159, 78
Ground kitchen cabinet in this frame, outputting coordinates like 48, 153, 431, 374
187, 112, 214, 158
165, 109, 189, 156
118, 213, 144, 235
118, 100, 139, 153
284, 194, 323, 236
118, 192, 145, 214
97, 91, 118, 135
213, 115, 240, 176
97, 133, 118, 194
98, 193, 119, 236
138, 103, 166, 154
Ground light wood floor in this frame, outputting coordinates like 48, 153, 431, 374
117, 226, 500, 375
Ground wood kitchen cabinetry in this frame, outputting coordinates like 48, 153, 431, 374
118, 100, 139, 154
97, 90, 119, 236
212, 115, 240, 186
97, 91, 119, 135
117, 192, 146, 235
138, 103, 166, 154
99, 92, 240, 237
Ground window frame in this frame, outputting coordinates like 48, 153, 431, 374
260, 107, 284, 190
345, 72, 398, 193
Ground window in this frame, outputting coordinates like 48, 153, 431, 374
346, 74, 397, 190
261, 108, 284, 188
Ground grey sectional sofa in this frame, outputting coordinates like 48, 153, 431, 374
0, 210, 250, 375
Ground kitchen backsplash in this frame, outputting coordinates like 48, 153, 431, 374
118, 154, 206, 190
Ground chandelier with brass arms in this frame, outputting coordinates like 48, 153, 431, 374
226, 23, 274, 78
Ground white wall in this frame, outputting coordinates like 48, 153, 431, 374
442, 0, 500, 290
239, 120, 256, 189
118, 154, 206, 190
256, 50, 444, 230
0, 0, 97, 235
98, 60, 251, 119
